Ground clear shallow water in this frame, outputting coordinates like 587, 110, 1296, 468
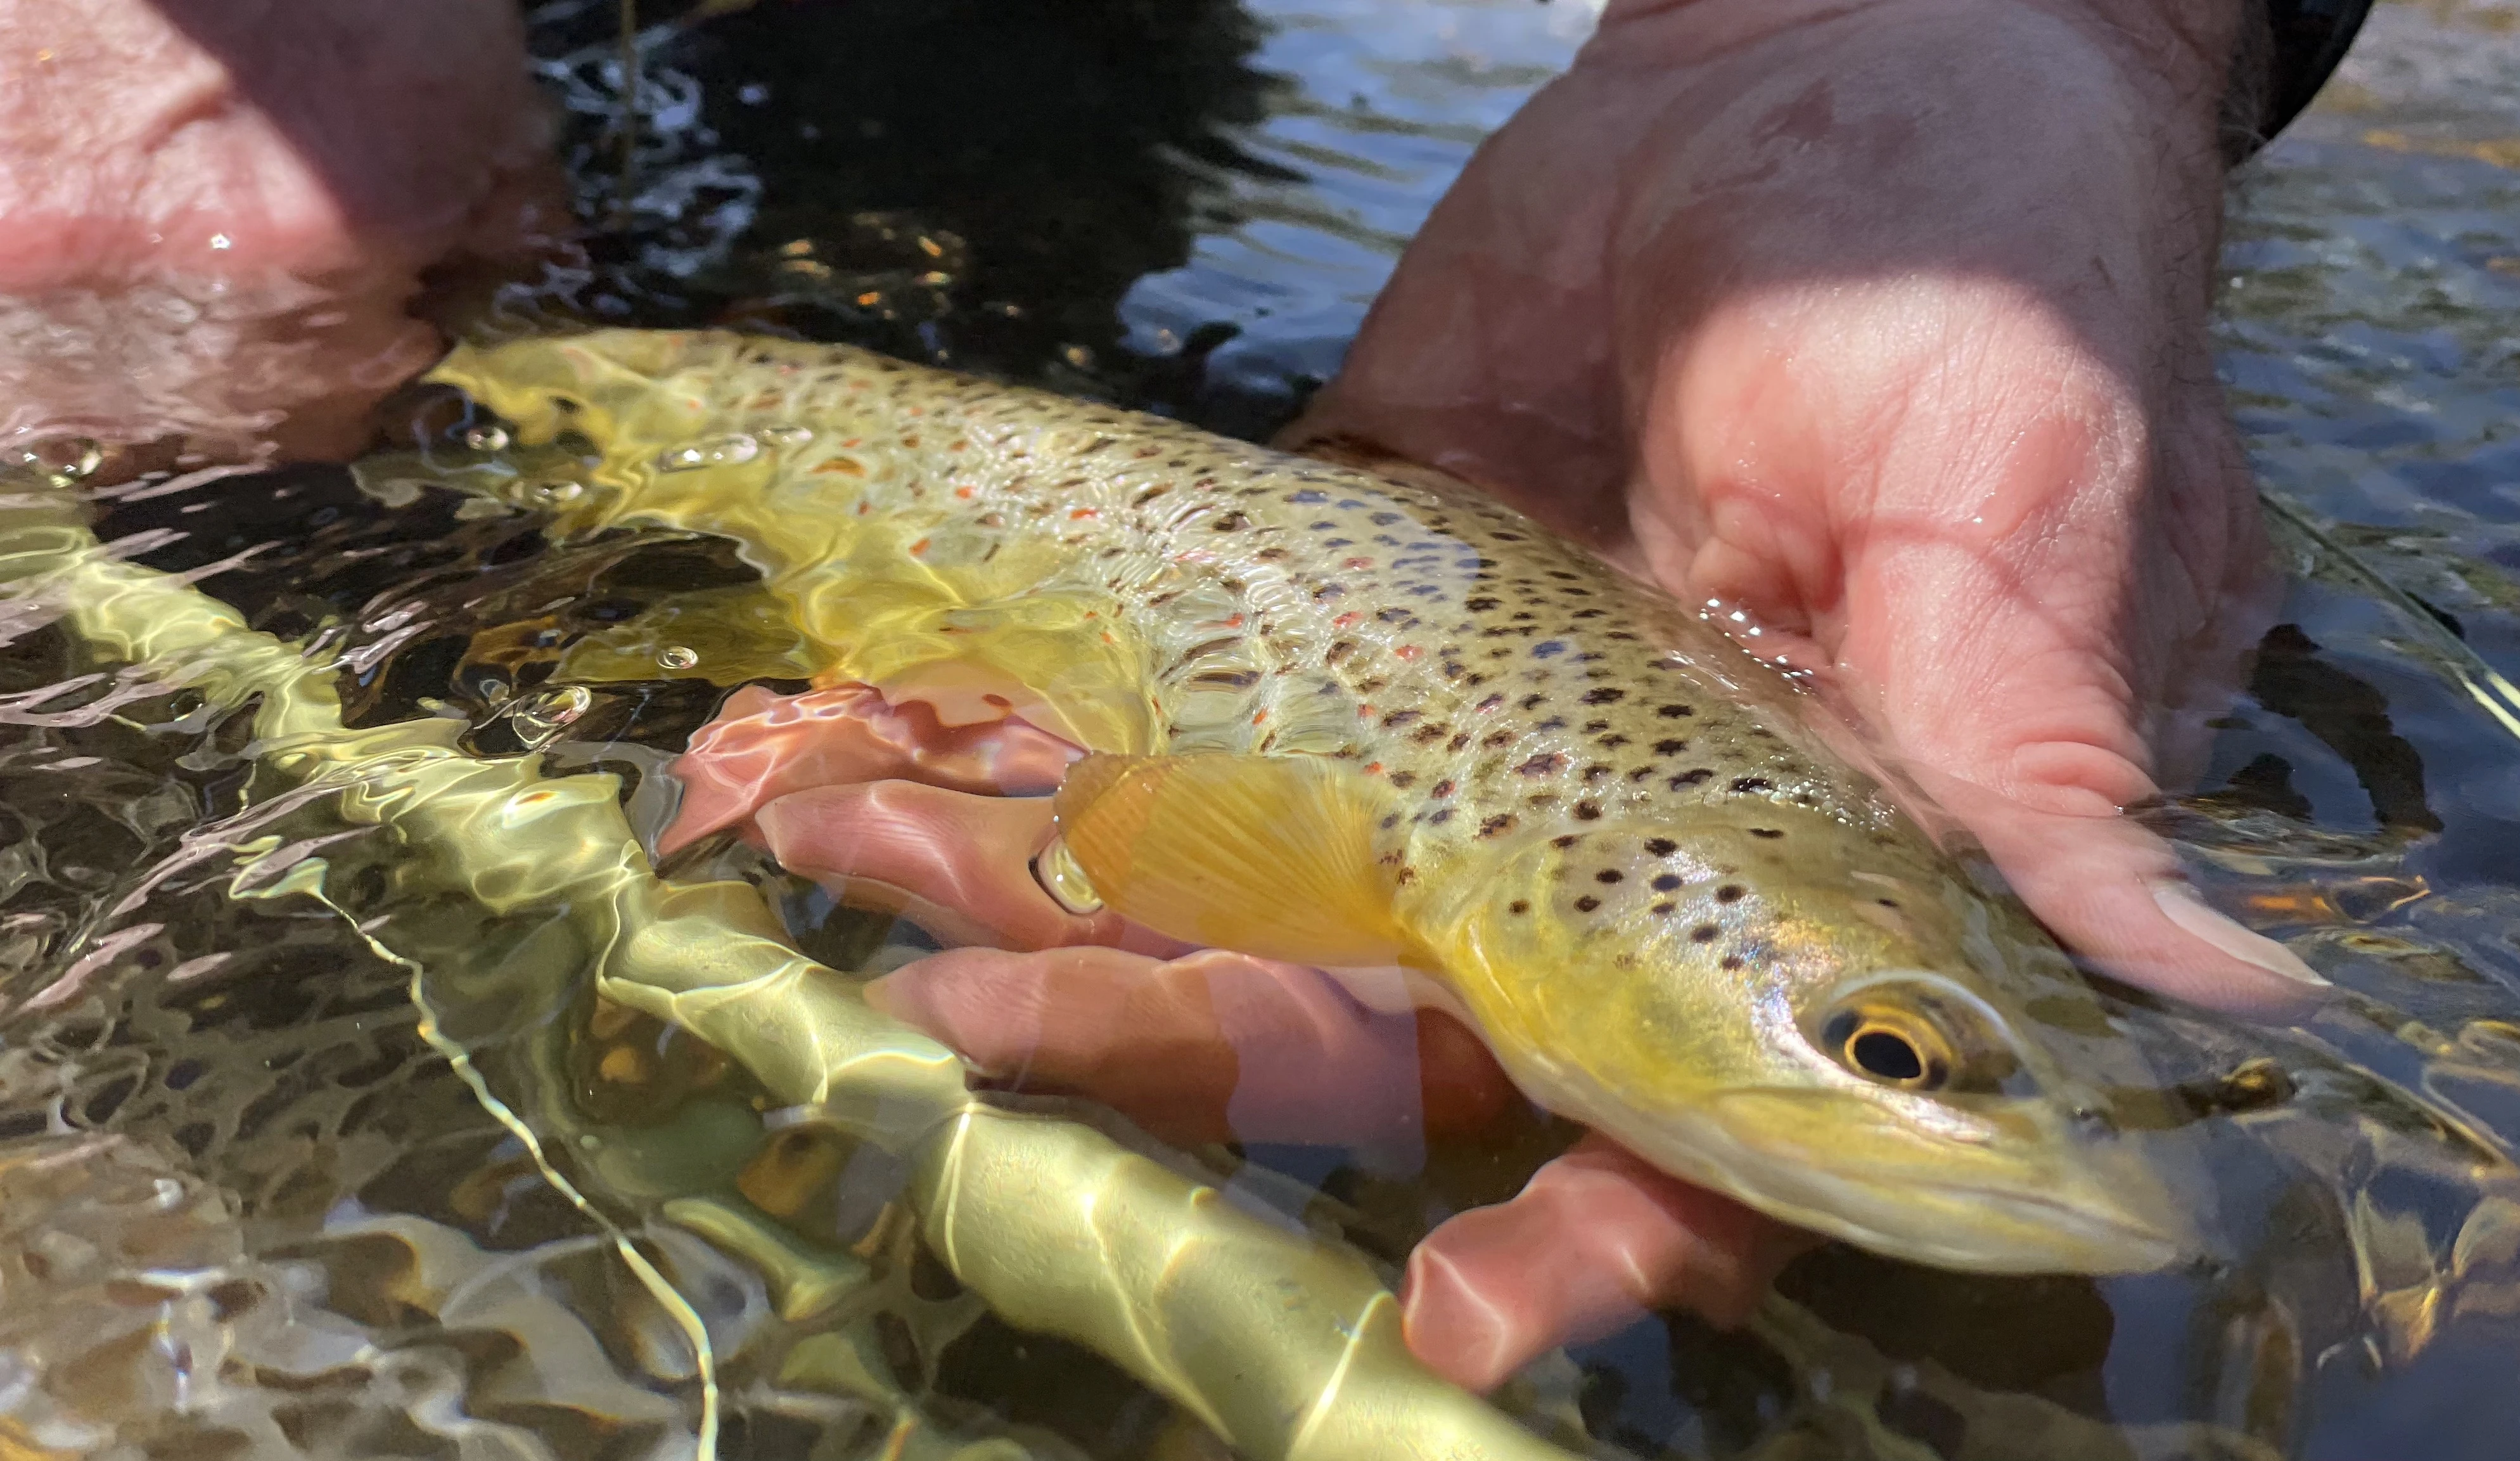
4, 2, 2520, 1458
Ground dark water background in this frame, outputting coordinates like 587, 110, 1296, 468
3, 1, 2518, 1458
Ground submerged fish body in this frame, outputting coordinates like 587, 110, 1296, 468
419, 330, 2197, 1274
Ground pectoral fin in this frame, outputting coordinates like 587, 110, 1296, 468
1052, 754, 1411, 967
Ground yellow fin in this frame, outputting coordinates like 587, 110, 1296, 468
1054, 754, 1412, 966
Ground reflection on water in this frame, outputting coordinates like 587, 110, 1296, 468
3, 1, 2519, 1458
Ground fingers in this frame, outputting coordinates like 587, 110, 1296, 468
1400, 1135, 1817, 1393
664, 685, 1079, 854
867, 947, 1515, 1147
1922, 770, 2330, 1018
753, 782, 1130, 951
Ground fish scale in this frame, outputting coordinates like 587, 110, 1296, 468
415, 330, 2200, 1277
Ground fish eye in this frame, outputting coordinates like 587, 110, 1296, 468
1820, 1007, 1952, 1091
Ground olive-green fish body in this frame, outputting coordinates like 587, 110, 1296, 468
418, 330, 2197, 1275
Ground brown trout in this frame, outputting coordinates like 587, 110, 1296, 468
416, 329, 2196, 1273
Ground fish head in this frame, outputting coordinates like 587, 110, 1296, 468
1431, 802, 2201, 1276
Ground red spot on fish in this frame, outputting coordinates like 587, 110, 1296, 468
1070, 507, 1098, 520
1225, 614, 1245, 629
954, 485, 975, 499
1358, 705, 1374, 720
1333, 612, 1363, 629
855, 501, 871, 515
1395, 645, 1422, 661
1343, 557, 1374, 570
909, 537, 930, 555
1365, 761, 1383, 774
1253, 710, 1270, 724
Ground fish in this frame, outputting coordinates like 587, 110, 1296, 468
410, 328, 2201, 1275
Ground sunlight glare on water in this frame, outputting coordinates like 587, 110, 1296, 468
1, 2, 2517, 1459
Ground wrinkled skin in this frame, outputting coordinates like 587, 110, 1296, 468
0, 0, 2312, 1392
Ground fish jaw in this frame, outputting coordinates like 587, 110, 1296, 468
1550, 1078, 2199, 1275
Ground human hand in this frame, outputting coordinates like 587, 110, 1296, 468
668, 687, 1819, 1391
0, 0, 558, 463
1292, 0, 2321, 1015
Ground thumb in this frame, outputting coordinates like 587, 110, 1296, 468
1916, 768, 2331, 1018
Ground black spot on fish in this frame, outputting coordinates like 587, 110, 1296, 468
1582, 765, 1612, 783
1575, 896, 1602, 913
1751, 827, 1785, 839
1654, 740, 1687, 756
1652, 873, 1682, 892
1716, 885, 1746, 903
1574, 802, 1602, 821
1190, 670, 1261, 689
1510, 900, 1530, 915
1430, 808, 1455, 824
1389, 771, 1419, 789
1466, 596, 1500, 612
1212, 512, 1251, 531
1720, 955, 1746, 971
1877, 898, 1902, 910
1518, 752, 1565, 776
1732, 777, 1774, 794
1651, 901, 1676, 916
1598, 733, 1631, 749
1381, 710, 1423, 728
1595, 870, 1623, 884
1289, 489, 1328, 504
1691, 924, 1720, 943
1483, 730, 1515, 749
1432, 780, 1457, 797
1670, 769, 1715, 788
1551, 834, 1582, 849
1474, 693, 1505, 712
1660, 704, 1695, 718
1582, 688, 1625, 705
1532, 641, 1568, 659
1519, 694, 1547, 711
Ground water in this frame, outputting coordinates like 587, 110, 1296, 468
4, 1, 2519, 1457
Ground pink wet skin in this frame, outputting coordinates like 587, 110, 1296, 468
5, 0, 2324, 1393
668, 684, 1816, 1389
0, 0, 559, 460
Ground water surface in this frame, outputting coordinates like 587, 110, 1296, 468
4, 2, 2518, 1458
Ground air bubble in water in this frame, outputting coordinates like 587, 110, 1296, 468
655, 434, 762, 472
1032, 835, 1103, 915
656, 646, 700, 671
509, 685, 594, 747
527, 479, 584, 507
463, 425, 511, 452
11, 437, 103, 485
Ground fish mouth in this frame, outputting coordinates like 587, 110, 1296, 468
1601, 1093, 2199, 1276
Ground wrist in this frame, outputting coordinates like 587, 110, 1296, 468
1590, 0, 2245, 126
